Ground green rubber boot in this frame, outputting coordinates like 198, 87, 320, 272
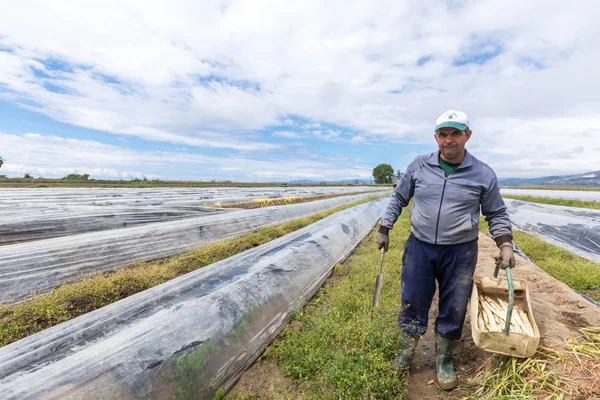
435, 333, 458, 390
394, 331, 419, 368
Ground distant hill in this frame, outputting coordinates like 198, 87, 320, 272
499, 170, 600, 187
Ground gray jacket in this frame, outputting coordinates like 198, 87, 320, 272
380, 150, 512, 246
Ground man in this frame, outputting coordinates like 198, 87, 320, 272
0, 156, 4, 168
376, 110, 515, 390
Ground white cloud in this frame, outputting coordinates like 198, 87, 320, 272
0, 0, 599, 178
467, 115, 600, 177
302, 122, 322, 130
351, 135, 367, 144
0, 132, 372, 181
273, 130, 303, 139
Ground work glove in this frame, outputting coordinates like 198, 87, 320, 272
376, 232, 389, 252
495, 244, 515, 270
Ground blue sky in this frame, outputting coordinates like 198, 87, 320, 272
1, 0, 599, 181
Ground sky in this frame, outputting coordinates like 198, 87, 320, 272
0, 0, 599, 182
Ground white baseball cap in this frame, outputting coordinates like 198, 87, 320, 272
435, 110, 470, 131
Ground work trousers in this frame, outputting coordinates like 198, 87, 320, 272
398, 234, 478, 340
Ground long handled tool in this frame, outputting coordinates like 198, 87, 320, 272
373, 248, 386, 307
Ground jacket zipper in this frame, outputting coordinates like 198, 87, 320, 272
434, 175, 448, 245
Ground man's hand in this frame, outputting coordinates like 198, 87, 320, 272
495, 243, 515, 269
376, 232, 389, 252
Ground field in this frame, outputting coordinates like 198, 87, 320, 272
229, 213, 600, 399
1, 187, 599, 399
503, 186, 600, 192
0, 195, 383, 347
0, 178, 383, 188
502, 194, 600, 210
501, 188, 600, 202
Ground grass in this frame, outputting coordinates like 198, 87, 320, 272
479, 218, 600, 301
0, 195, 384, 348
467, 329, 600, 399
465, 348, 574, 399
568, 327, 600, 364
229, 211, 412, 400
503, 195, 600, 210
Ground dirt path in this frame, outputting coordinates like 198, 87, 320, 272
231, 233, 600, 399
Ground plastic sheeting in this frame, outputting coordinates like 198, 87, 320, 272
0, 198, 388, 400
504, 198, 600, 263
0, 207, 232, 245
501, 188, 600, 202
0, 191, 387, 303
0, 187, 382, 244
489, 233, 600, 308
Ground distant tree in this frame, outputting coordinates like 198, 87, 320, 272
24, 173, 33, 179
372, 163, 394, 184
61, 173, 90, 180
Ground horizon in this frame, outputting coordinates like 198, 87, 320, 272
2, 168, 599, 184
1, 1, 599, 181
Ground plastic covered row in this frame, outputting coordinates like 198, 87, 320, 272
0, 198, 388, 400
0, 207, 233, 245
501, 188, 600, 202
504, 198, 600, 263
0, 187, 382, 244
0, 191, 387, 303
0, 186, 382, 212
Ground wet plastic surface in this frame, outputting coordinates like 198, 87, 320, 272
0, 187, 382, 244
0, 192, 386, 303
0, 207, 233, 245
501, 188, 600, 202
0, 198, 387, 400
504, 198, 600, 263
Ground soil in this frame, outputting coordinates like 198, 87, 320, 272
230, 233, 600, 399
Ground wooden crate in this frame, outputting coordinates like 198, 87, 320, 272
470, 275, 540, 358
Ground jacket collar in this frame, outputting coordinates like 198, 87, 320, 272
427, 150, 474, 169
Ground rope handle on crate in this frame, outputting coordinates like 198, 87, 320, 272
493, 264, 514, 334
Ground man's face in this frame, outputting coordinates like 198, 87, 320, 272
434, 127, 471, 162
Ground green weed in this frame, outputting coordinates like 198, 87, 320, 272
173, 340, 218, 400
261, 212, 412, 399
